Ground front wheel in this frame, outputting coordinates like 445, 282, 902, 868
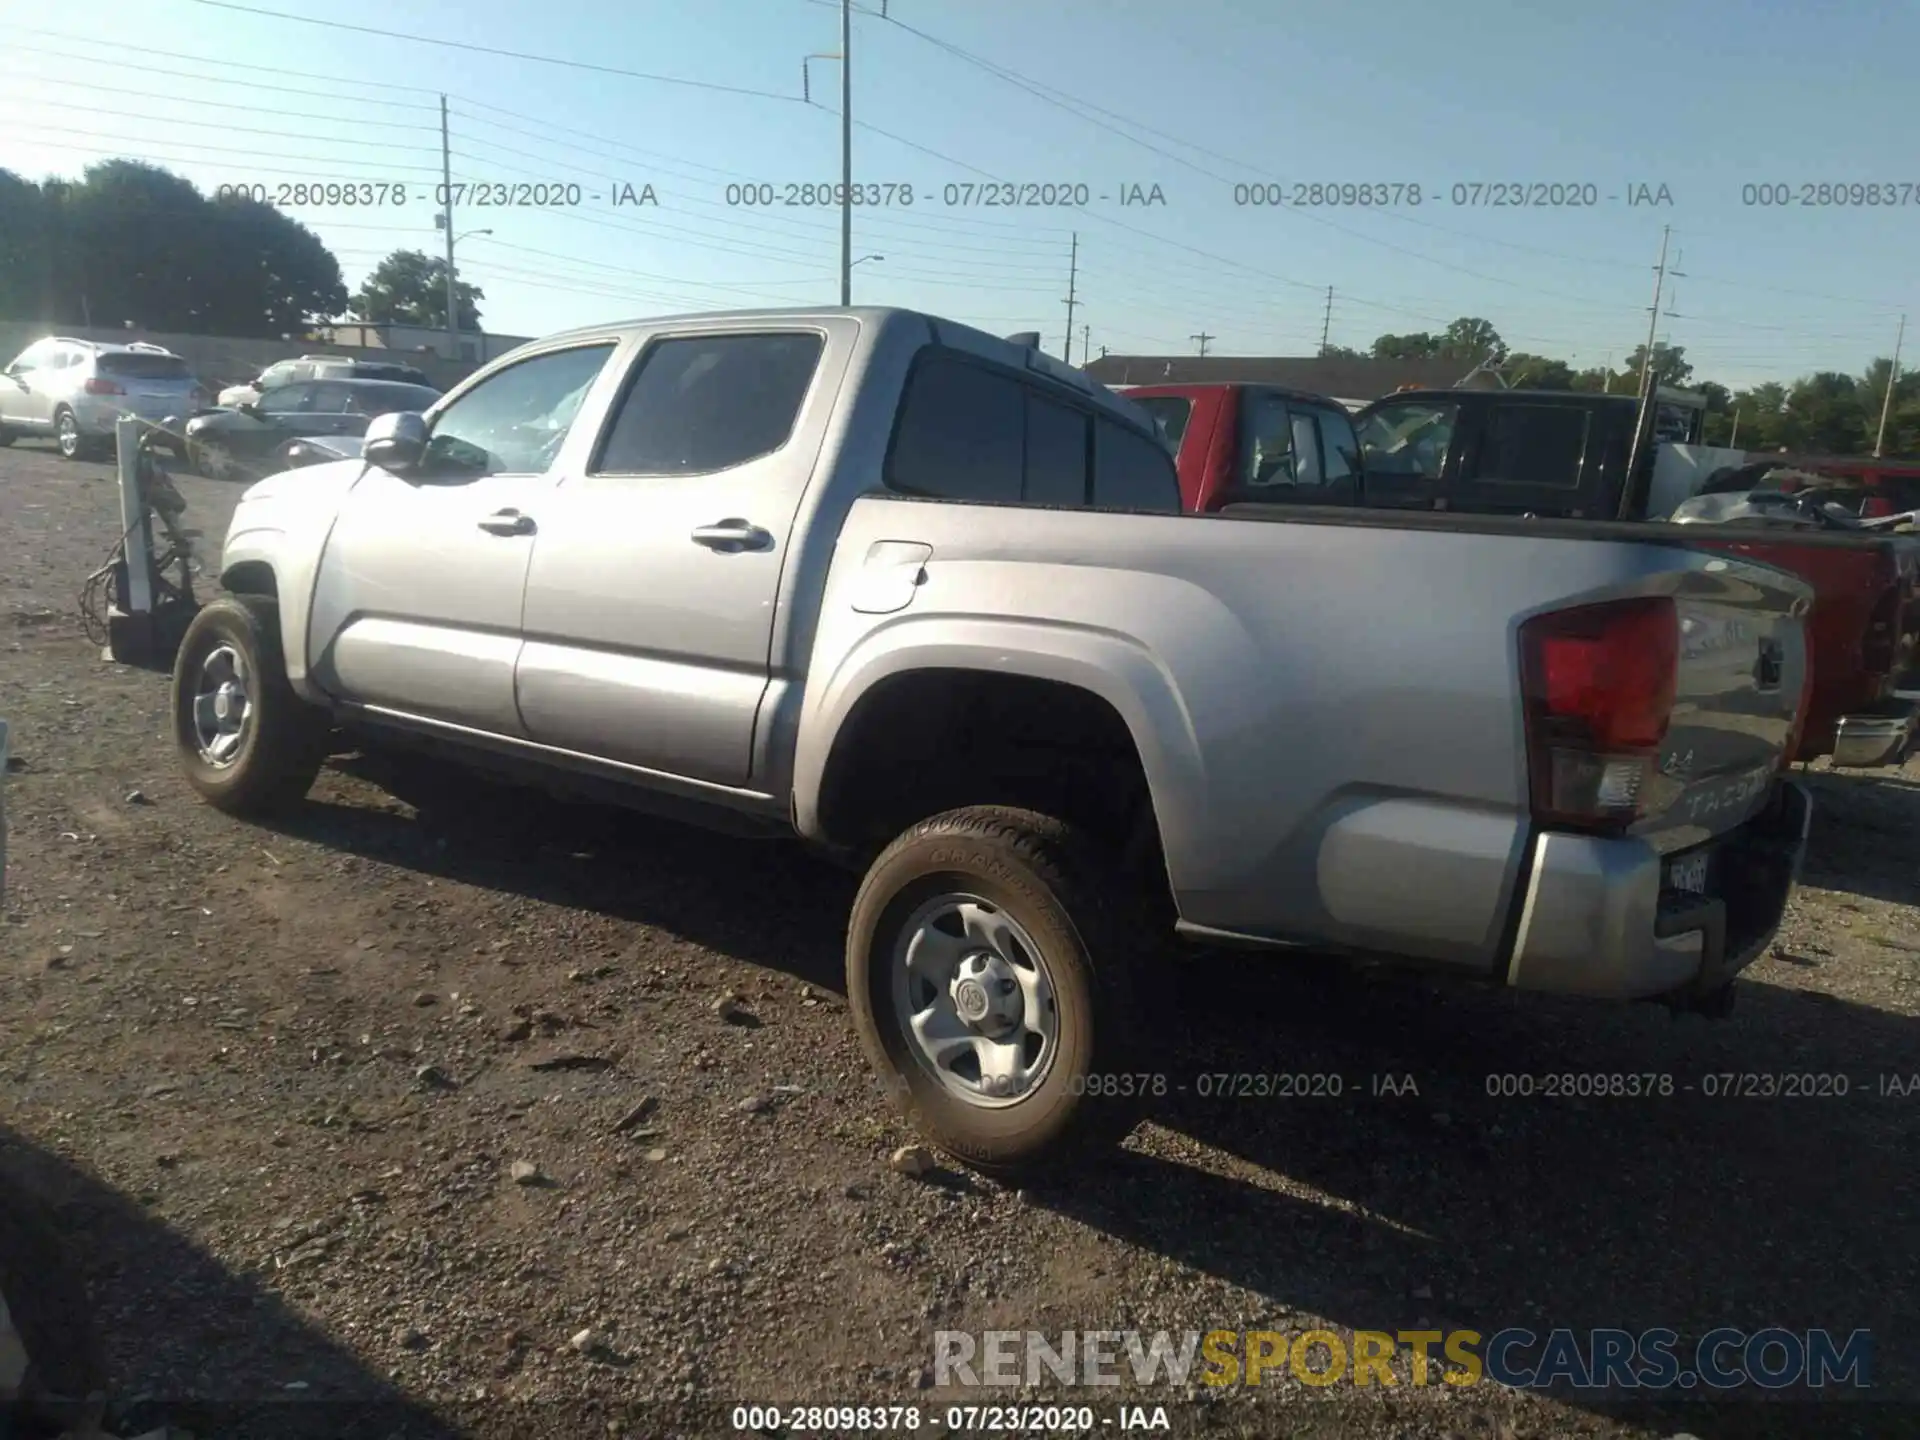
846, 805, 1147, 1176
170, 595, 330, 815
53, 408, 85, 461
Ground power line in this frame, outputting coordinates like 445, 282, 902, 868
187, 1, 805, 102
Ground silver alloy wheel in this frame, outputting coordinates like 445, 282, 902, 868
190, 643, 253, 768
55, 410, 80, 458
891, 893, 1059, 1109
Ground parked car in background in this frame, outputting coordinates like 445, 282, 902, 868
185, 377, 441, 480
216, 356, 433, 409
167, 306, 1813, 1171
0, 338, 208, 459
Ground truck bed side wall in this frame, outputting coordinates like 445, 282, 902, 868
791, 501, 1769, 975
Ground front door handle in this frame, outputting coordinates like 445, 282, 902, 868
478, 509, 535, 536
691, 519, 773, 553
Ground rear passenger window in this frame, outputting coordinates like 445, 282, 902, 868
595, 331, 823, 475
1023, 392, 1089, 507
887, 353, 1025, 503
1093, 419, 1181, 512
1475, 403, 1589, 490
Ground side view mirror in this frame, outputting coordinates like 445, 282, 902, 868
363, 411, 430, 474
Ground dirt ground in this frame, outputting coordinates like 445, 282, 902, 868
0, 438, 1914, 1440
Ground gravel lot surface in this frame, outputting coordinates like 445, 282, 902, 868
0, 439, 1912, 1440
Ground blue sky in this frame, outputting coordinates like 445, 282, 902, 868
2, 0, 1915, 389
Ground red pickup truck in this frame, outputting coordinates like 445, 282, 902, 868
1126, 381, 1920, 766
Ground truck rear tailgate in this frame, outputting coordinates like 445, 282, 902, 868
1632, 559, 1811, 855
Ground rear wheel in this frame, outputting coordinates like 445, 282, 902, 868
847, 805, 1148, 1176
171, 594, 330, 815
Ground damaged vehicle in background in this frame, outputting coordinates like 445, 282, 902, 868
0, 339, 209, 460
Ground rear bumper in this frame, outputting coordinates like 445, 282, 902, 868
1831, 700, 1917, 768
1506, 780, 1812, 1002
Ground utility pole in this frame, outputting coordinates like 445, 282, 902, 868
1874, 313, 1907, 458
1730, 408, 1741, 448
1319, 286, 1333, 353
439, 95, 459, 358
1635, 225, 1682, 401
1062, 232, 1079, 364
1082, 324, 1091, 364
839, 0, 853, 305
1621, 228, 1684, 520
1191, 331, 1214, 357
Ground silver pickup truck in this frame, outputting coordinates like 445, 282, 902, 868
166, 306, 1815, 1173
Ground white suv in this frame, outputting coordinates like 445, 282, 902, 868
0, 338, 207, 459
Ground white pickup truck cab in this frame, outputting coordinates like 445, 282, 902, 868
169, 307, 1814, 1172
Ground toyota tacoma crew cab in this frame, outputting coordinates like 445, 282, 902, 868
168, 307, 1816, 1173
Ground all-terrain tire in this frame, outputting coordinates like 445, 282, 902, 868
846, 805, 1148, 1177
171, 594, 330, 816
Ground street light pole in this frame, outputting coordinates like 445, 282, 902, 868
839, 0, 853, 306
440, 94, 458, 359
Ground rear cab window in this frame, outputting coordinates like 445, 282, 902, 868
1454, 400, 1597, 515
1228, 390, 1355, 505
885, 348, 1179, 512
1357, 399, 1458, 508
1133, 395, 1192, 452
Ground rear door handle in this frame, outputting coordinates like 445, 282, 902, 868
478, 509, 535, 536
691, 519, 773, 553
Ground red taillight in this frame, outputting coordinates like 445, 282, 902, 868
83, 378, 124, 396
1520, 597, 1678, 831
1862, 494, 1896, 518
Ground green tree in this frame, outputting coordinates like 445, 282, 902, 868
1620, 342, 1693, 389
1778, 372, 1869, 454
351, 249, 483, 331
1370, 331, 1441, 360
1501, 352, 1574, 389
1317, 343, 1365, 360
1439, 316, 1503, 360
0, 161, 345, 335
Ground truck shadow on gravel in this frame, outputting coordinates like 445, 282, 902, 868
265, 748, 857, 994
1797, 766, 1920, 909
265, 753, 1915, 1435
0, 1125, 464, 1440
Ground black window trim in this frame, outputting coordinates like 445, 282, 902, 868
882, 343, 1172, 510
586, 326, 829, 479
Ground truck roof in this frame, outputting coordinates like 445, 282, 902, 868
528, 306, 1161, 434
1119, 379, 1350, 410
